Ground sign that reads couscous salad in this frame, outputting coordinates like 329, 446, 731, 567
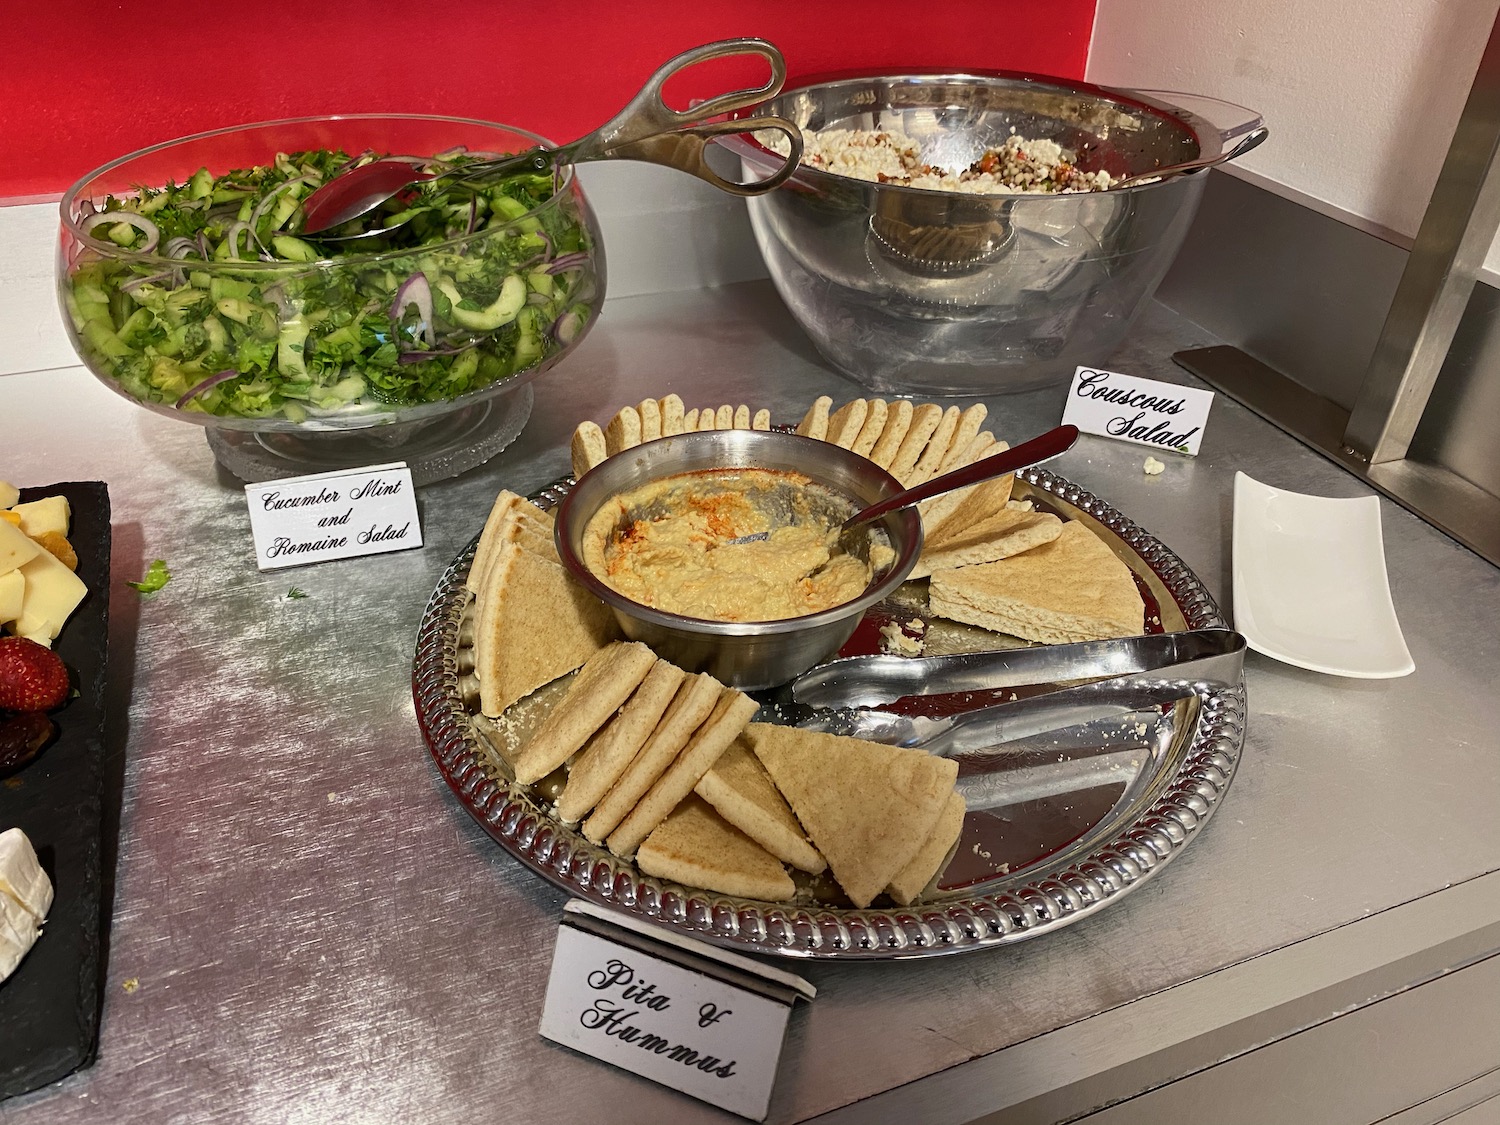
1062, 367, 1214, 456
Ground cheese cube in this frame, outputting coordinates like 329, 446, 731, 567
0, 570, 22, 623
12, 547, 87, 642
0, 520, 40, 574
0, 886, 40, 982
0, 829, 50, 984
9, 496, 69, 539
0, 829, 52, 922
0, 482, 17, 509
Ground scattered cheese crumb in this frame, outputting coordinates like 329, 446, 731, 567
122, 978, 139, 993
1143, 456, 1166, 476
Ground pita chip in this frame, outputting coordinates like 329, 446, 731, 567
796, 395, 833, 440
475, 542, 619, 718
906, 405, 962, 485
556, 659, 686, 823
886, 790, 967, 905
571, 421, 609, 480
695, 738, 826, 873
935, 404, 989, 475
825, 398, 869, 449
910, 508, 1062, 579
889, 403, 946, 484
605, 406, 642, 455
745, 724, 957, 909
512, 641, 656, 783
583, 672, 723, 844
850, 398, 889, 458
919, 439, 1011, 536
929, 520, 1144, 644
659, 394, 687, 436
636, 796, 795, 902
869, 399, 914, 468
637, 398, 662, 442
608, 688, 759, 857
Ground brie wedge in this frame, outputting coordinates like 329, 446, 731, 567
0, 828, 52, 982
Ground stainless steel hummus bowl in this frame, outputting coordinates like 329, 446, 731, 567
730, 73, 1265, 395
554, 430, 923, 689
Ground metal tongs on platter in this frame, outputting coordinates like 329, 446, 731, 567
768, 628, 1247, 762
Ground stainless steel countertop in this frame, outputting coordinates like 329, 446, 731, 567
3, 281, 1498, 1124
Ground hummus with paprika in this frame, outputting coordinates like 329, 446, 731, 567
582, 469, 874, 622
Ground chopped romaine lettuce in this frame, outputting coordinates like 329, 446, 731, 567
127, 559, 172, 594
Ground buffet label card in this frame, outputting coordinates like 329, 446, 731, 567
243, 462, 422, 571
541, 920, 802, 1120
1062, 367, 1214, 455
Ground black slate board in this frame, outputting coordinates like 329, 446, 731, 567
0, 482, 110, 1100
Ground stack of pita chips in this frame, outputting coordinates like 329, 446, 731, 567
744, 724, 965, 908
467, 490, 620, 717
571, 393, 772, 479
928, 521, 1144, 644
794, 397, 1143, 644
504, 643, 969, 908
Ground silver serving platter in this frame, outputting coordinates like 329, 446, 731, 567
412, 465, 1245, 960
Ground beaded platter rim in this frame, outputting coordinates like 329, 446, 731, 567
411, 465, 1245, 960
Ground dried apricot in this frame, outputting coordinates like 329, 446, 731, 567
33, 531, 78, 571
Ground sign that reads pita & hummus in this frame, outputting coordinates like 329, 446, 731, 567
540, 904, 813, 1121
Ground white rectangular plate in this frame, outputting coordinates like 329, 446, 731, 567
1232, 472, 1414, 678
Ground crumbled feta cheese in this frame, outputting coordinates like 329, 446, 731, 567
759, 126, 1115, 195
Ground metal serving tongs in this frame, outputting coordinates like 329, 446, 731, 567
300, 38, 804, 240
765, 628, 1246, 761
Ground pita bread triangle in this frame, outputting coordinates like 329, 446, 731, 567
636, 795, 795, 902
928, 520, 1143, 644
744, 723, 957, 909
476, 539, 620, 717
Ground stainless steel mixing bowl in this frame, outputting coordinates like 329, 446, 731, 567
730, 73, 1265, 396
554, 430, 923, 689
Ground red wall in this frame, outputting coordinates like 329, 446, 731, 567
2, 1, 1095, 202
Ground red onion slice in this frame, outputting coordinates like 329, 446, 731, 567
551, 310, 585, 346
175, 369, 242, 408
249, 174, 314, 236
397, 344, 474, 365
163, 236, 200, 259
121, 271, 174, 293
544, 251, 590, 275
80, 210, 160, 254
390, 272, 435, 347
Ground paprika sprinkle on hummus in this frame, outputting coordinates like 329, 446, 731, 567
581, 468, 876, 623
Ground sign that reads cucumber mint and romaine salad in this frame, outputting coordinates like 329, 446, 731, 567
64, 147, 597, 423
244, 463, 422, 570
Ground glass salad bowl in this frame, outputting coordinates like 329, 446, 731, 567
56, 114, 606, 484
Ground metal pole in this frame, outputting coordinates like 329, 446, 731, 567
1344, 8, 1500, 464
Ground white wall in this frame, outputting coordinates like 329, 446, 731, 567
1087, 0, 1500, 271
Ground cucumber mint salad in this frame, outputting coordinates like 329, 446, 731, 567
63, 147, 599, 421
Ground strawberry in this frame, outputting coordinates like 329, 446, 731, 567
0, 637, 71, 712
